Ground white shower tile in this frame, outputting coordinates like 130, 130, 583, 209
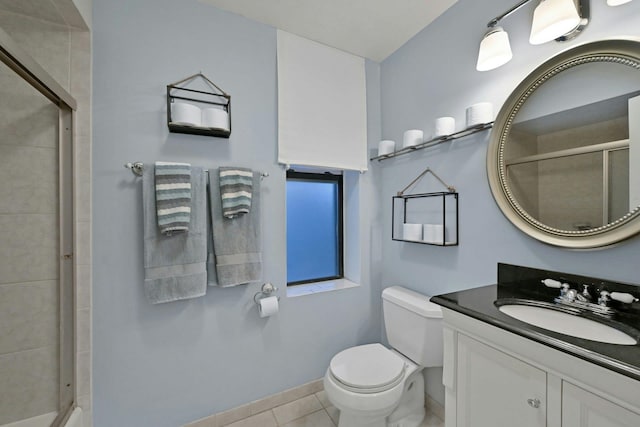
0, 214, 58, 284
76, 264, 91, 310
0, 1, 66, 26
75, 220, 91, 265
0, 145, 58, 214
77, 350, 91, 398
82, 409, 93, 427
70, 31, 91, 101
0, 11, 70, 90
77, 308, 90, 352
0, 61, 59, 150
0, 346, 58, 425
0, 280, 58, 354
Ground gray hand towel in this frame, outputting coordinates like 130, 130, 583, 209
143, 166, 207, 303
208, 169, 262, 287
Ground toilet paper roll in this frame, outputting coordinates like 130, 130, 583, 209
202, 108, 230, 131
423, 224, 445, 244
171, 102, 202, 127
466, 102, 493, 127
403, 130, 424, 149
403, 223, 423, 241
434, 117, 455, 137
378, 140, 395, 156
258, 296, 279, 318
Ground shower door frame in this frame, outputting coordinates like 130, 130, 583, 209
0, 26, 77, 427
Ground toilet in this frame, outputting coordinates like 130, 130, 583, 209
323, 286, 443, 427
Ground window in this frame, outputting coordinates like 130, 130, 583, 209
286, 170, 343, 285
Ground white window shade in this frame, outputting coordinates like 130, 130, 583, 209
277, 30, 368, 172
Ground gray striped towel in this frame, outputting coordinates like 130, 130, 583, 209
219, 167, 253, 219
155, 161, 191, 235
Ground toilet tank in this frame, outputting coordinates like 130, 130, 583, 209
382, 286, 443, 367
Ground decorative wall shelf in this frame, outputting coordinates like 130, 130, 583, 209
392, 168, 459, 246
166, 72, 231, 138
372, 122, 493, 162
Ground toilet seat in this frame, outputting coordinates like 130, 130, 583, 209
329, 343, 406, 394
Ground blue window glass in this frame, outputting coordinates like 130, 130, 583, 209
286, 171, 343, 285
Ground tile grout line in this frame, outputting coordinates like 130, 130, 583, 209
323, 407, 337, 427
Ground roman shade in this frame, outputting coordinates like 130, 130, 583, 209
277, 30, 368, 172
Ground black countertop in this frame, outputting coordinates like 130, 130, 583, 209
431, 263, 640, 382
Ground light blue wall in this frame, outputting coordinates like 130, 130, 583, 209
379, 0, 640, 404
380, 0, 640, 295
92, 0, 381, 425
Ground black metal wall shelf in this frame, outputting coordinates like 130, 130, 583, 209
372, 122, 493, 162
392, 168, 459, 246
167, 73, 231, 138
392, 192, 459, 246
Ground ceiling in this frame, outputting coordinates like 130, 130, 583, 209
199, 0, 459, 62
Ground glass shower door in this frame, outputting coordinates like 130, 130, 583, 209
0, 51, 74, 427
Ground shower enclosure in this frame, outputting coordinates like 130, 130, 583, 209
0, 29, 75, 427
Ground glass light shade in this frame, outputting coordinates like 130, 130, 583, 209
529, 0, 581, 45
477, 27, 513, 71
607, 0, 632, 5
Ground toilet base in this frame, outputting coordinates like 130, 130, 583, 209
338, 412, 387, 427
387, 368, 426, 427
387, 410, 425, 427
334, 367, 427, 427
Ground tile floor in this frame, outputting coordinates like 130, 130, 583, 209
219, 390, 445, 427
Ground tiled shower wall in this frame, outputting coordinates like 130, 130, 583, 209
0, 7, 92, 427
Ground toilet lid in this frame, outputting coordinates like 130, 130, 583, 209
329, 343, 406, 391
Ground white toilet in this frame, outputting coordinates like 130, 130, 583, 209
323, 286, 443, 427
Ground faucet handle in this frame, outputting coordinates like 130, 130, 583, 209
610, 292, 639, 304
541, 278, 561, 288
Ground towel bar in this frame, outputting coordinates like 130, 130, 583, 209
124, 162, 269, 179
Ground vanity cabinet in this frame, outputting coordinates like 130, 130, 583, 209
456, 334, 546, 427
442, 309, 640, 427
562, 382, 640, 427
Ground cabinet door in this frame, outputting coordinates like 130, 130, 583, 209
456, 334, 546, 427
562, 381, 640, 427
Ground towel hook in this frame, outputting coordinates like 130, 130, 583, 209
254, 283, 280, 304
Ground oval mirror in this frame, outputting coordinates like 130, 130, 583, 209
487, 39, 640, 249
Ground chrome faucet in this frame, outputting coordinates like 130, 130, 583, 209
577, 284, 593, 303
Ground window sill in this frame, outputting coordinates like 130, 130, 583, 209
286, 278, 360, 298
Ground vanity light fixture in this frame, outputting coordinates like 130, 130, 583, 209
476, 0, 589, 71
607, 0, 632, 5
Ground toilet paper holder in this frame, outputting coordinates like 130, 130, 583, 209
254, 283, 280, 304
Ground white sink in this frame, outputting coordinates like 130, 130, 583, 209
498, 304, 637, 345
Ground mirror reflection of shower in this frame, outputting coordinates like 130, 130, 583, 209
504, 60, 640, 231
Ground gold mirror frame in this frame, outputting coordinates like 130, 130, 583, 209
487, 38, 640, 249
